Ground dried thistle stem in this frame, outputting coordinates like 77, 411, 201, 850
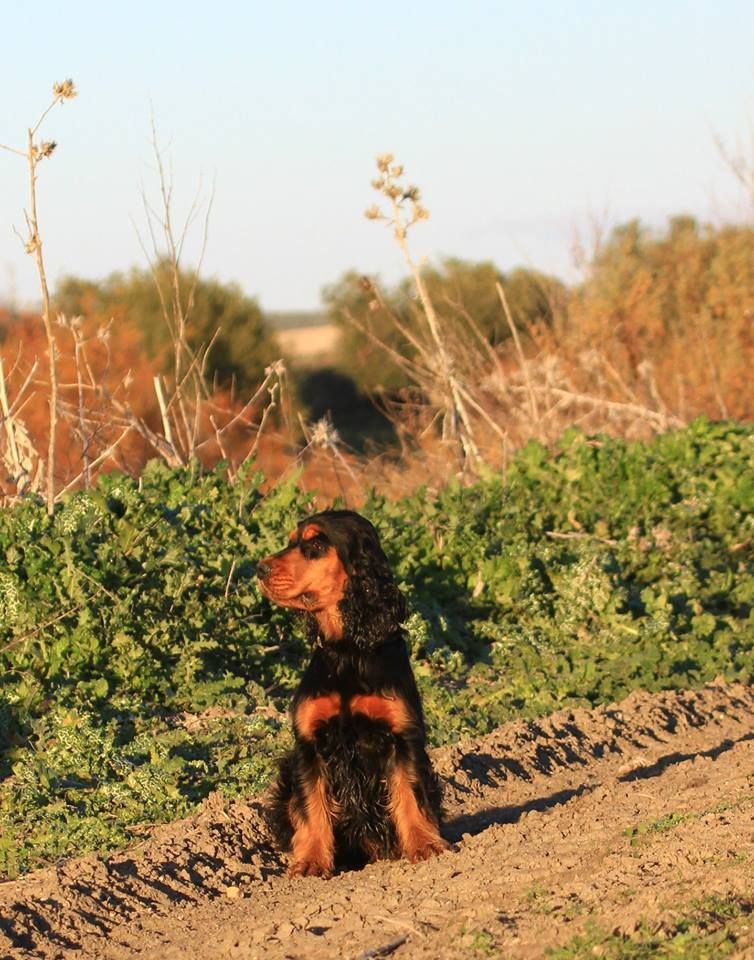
26, 123, 59, 515
1, 81, 77, 511
367, 155, 481, 469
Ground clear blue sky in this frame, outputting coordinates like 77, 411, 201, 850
1, 0, 753, 311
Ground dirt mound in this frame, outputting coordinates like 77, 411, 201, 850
2, 681, 754, 959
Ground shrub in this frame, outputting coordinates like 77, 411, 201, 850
0, 419, 752, 875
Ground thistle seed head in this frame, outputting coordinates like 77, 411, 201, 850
53, 79, 78, 100
310, 415, 340, 448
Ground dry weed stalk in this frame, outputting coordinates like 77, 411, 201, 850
365, 155, 482, 472
353, 154, 688, 487
1, 90, 284, 504
134, 119, 216, 466
296, 412, 358, 502
0, 354, 41, 496
133, 123, 286, 476
0, 79, 77, 513
714, 121, 754, 209
53, 313, 135, 496
496, 282, 540, 433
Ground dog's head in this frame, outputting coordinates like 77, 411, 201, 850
256, 510, 407, 646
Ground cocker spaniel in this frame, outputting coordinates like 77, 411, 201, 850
257, 509, 446, 877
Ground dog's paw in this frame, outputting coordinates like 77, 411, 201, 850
406, 835, 450, 863
289, 856, 333, 878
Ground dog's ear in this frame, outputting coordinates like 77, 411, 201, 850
340, 523, 407, 647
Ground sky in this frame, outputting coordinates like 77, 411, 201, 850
1, 0, 753, 312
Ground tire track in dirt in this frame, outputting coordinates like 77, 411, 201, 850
2, 680, 753, 959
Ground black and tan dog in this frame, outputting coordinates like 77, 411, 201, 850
257, 509, 446, 877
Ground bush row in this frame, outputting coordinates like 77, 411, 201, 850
1, 418, 752, 876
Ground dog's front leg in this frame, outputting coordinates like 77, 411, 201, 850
288, 762, 337, 877
388, 759, 448, 863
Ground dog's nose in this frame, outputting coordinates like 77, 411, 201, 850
256, 560, 272, 580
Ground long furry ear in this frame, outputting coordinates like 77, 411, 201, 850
340, 529, 407, 647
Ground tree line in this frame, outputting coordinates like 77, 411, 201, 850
25, 215, 748, 411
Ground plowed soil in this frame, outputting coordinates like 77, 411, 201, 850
2, 681, 754, 960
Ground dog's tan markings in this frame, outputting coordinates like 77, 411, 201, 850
388, 762, 448, 863
350, 693, 413, 733
295, 693, 341, 740
259, 527, 348, 628
300, 524, 322, 542
307, 549, 349, 640
288, 773, 338, 877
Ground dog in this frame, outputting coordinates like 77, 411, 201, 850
256, 509, 446, 877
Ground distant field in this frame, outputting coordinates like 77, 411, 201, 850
276, 322, 338, 362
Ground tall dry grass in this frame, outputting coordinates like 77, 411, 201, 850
0, 83, 287, 507
330, 161, 754, 499
1, 117, 752, 508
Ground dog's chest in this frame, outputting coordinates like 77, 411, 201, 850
294, 691, 411, 743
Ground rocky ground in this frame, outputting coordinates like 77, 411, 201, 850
2, 680, 754, 960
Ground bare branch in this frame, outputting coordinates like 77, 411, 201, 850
0, 142, 26, 158
55, 426, 132, 499
496, 281, 540, 432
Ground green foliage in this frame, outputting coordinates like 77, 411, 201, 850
322, 269, 405, 392
56, 262, 280, 392
624, 813, 690, 845
417, 259, 562, 346
324, 258, 565, 391
1, 419, 753, 876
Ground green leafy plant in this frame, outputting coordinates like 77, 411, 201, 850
1, 418, 752, 876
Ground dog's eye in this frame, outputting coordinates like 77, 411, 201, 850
301, 538, 328, 559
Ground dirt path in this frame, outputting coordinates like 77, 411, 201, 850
2, 681, 754, 960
